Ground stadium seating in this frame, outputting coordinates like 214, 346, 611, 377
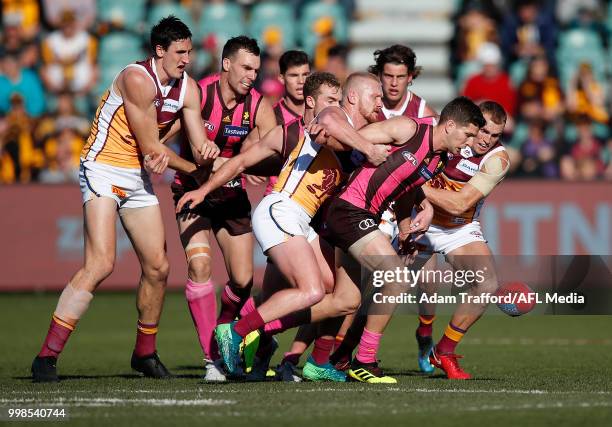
299, 1, 348, 54
249, 1, 296, 49
96, 32, 146, 100
198, 2, 246, 44
147, 3, 194, 36
556, 28, 607, 89
97, 0, 147, 32
98, 31, 146, 67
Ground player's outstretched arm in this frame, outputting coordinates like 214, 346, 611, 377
315, 106, 390, 165
424, 151, 510, 215
182, 77, 219, 165
358, 116, 417, 146
119, 68, 198, 175
175, 125, 283, 213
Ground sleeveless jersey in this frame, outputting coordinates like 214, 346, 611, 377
266, 98, 303, 194
174, 73, 263, 190
273, 130, 345, 217
273, 98, 302, 126
82, 58, 187, 168
378, 91, 428, 121
247, 118, 305, 178
428, 142, 506, 228
339, 117, 447, 218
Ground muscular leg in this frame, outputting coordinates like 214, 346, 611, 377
36, 197, 117, 362
120, 205, 169, 357
435, 241, 498, 354
177, 214, 217, 360
259, 239, 358, 337
231, 236, 325, 340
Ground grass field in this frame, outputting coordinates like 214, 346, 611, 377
1, 292, 611, 426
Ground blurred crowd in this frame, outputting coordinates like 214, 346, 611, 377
453, 0, 611, 180
0, 0, 610, 184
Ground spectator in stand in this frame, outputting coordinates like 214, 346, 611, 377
500, 0, 557, 68
39, 126, 82, 184
454, 6, 498, 64
40, 9, 98, 96
519, 118, 559, 178
566, 62, 608, 125
42, 0, 96, 31
462, 42, 517, 130
0, 94, 42, 183
0, 13, 39, 69
34, 91, 89, 154
1, 0, 41, 40
560, 115, 605, 180
0, 53, 45, 117
322, 44, 350, 84
517, 55, 564, 124
312, 16, 337, 70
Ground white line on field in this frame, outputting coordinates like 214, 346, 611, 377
0, 398, 235, 407
4, 388, 610, 396
463, 338, 612, 346
462, 401, 612, 412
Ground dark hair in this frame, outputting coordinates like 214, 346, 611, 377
279, 50, 309, 75
479, 101, 507, 124
368, 44, 422, 79
439, 96, 486, 128
304, 72, 341, 99
150, 16, 192, 52
222, 35, 260, 60
328, 44, 349, 60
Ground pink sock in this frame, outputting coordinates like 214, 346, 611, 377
234, 310, 264, 337
239, 297, 256, 318
355, 328, 382, 364
311, 337, 334, 365
218, 281, 252, 324
263, 309, 311, 335
185, 279, 217, 359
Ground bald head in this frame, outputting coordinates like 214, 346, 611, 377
342, 72, 383, 124
342, 72, 380, 100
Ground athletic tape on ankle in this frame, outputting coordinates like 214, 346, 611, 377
185, 243, 211, 264
54, 284, 93, 323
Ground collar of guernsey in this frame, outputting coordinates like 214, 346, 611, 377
272, 109, 351, 217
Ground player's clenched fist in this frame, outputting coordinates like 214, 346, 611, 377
143, 152, 170, 175
365, 143, 391, 166
195, 140, 220, 164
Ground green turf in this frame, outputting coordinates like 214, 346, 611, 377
1, 292, 611, 426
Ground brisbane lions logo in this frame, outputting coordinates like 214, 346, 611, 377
307, 169, 339, 199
